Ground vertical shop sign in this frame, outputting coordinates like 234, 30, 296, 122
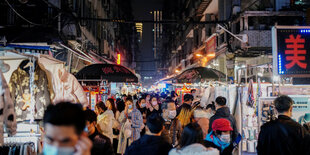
272, 26, 310, 76
205, 34, 217, 57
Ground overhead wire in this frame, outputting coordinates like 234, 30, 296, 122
4, 0, 42, 26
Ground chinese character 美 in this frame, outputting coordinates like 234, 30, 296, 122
285, 34, 307, 69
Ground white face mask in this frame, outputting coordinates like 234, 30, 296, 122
220, 134, 231, 144
152, 101, 158, 106
141, 103, 146, 108
128, 104, 133, 109
43, 142, 75, 155
168, 110, 177, 119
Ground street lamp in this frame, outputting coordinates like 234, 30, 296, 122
175, 69, 180, 73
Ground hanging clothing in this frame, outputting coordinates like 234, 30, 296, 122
38, 56, 88, 107
52, 68, 88, 107
9, 63, 51, 121
0, 70, 16, 146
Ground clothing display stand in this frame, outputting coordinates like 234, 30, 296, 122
4, 123, 41, 154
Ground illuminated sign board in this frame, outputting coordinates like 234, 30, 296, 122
273, 26, 310, 77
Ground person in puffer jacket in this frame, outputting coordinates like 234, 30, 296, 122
208, 96, 238, 141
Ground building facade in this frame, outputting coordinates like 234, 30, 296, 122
161, 0, 309, 83
0, 0, 137, 72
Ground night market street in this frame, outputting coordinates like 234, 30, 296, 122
0, 0, 310, 155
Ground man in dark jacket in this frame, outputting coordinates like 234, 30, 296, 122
257, 95, 309, 155
125, 113, 172, 155
84, 109, 114, 155
161, 98, 182, 147
208, 96, 238, 140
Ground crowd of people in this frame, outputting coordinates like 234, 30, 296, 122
41, 90, 310, 155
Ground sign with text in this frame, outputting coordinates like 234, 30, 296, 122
272, 26, 310, 76
205, 34, 217, 56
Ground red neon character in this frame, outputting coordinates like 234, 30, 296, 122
102, 67, 114, 74
285, 34, 307, 69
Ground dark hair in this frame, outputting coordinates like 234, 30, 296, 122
136, 98, 146, 109
126, 95, 133, 103
107, 98, 117, 114
116, 100, 125, 112
191, 89, 196, 93
96, 101, 107, 114
184, 94, 194, 102
274, 95, 293, 113
216, 96, 227, 106
146, 113, 164, 134
43, 102, 85, 135
171, 91, 177, 97
150, 96, 159, 102
84, 109, 97, 123
206, 102, 216, 111
179, 122, 204, 148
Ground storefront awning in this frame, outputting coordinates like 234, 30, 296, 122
75, 64, 138, 83
173, 67, 226, 83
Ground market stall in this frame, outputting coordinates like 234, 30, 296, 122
171, 66, 227, 106
75, 63, 138, 110
0, 46, 89, 154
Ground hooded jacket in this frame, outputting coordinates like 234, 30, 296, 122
9, 62, 51, 121
257, 115, 309, 155
208, 107, 238, 140
169, 143, 219, 155
52, 68, 88, 107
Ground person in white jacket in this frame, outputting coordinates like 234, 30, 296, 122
95, 101, 115, 143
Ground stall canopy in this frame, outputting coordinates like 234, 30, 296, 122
173, 67, 226, 83
155, 76, 175, 84
75, 64, 138, 83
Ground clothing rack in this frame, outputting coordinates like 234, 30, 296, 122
1, 142, 36, 155
3, 123, 41, 154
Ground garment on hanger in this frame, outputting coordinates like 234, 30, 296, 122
0, 70, 17, 146
9, 60, 51, 121
37, 56, 88, 107
0, 142, 35, 155
52, 68, 88, 107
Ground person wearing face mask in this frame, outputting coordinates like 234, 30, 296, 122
95, 101, 115, 143
204, 118, 234, 155
84, 109, 114, 155
208, 96, 238, 141
117, 96, 143, 154
42, 102, 92, 155
147, 96, 162, 117
137, 98, 148, 136
161, 98, 182, 147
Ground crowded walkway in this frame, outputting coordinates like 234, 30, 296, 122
41, 91, 310, 155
